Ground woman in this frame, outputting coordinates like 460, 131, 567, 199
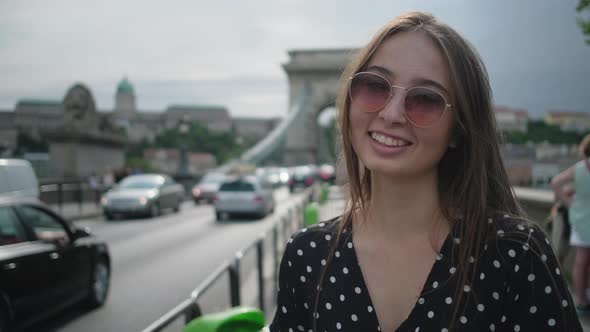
270, 12, 582, 331
552, 134, 590, 313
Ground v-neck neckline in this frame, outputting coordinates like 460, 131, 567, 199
348, 222, 455, 332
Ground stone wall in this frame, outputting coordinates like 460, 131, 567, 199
49, 142, 125, 178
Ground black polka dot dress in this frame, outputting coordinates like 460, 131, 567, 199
269, 215, 583, 332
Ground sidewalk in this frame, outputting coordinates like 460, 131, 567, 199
46, 201, 102, 221
317, 186, 590, 331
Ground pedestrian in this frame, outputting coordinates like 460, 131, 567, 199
552, 133, 590, 314
270, 12, 582, 331
102, 167, 115, 191
546, 200, 572, 266
88, 171, 99, 191
88, 171, 100, 203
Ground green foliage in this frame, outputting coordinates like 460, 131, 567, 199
578, 0, 590, 44
503, 120, 590, 144
125, 156, 155, 173
14, 130, 48, 156
127, 121, 255, 166
153, 122, 246, 162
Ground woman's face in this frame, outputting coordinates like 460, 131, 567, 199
349, 30, 455, 180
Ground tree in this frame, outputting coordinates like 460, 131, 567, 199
14, 130, 48, 156
578, 0, 590, 44
503, 120, 590, 145
148, 121, 254, 163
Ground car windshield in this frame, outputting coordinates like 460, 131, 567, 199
219, 181, 255, 192
201, 174, 224, 184
119, 178, 160, 189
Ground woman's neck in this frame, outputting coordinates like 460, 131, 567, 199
354, 170, 448, 242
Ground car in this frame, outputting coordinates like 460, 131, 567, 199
288, 166, 316, 192
0, 191, 111, 332
256, 167, 284, 188
101, 174, 185, 220
0, 159, 39, 198
213, 176, 275, 220
318, 164, 336, 184
191, 172, 225, 204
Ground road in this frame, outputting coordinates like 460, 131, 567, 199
28, 187, 306, 332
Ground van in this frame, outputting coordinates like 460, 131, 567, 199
0, 159, 39, 198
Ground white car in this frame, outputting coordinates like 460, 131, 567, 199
101, 174, 185, 219
214, 176, 275, 220
0, 159, 39, 198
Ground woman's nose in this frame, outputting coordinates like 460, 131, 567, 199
378, 91, 407, 125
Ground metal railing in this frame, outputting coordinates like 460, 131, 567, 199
141, 190, 311, 332
140, 186, 556, 332
39, 180, 103, 220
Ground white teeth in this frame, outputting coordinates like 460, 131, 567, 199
370, 132, 409, 147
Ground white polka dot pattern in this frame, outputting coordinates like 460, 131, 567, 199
269, 216, 583, 332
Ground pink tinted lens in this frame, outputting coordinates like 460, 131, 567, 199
404, 87, 446, 126
349, 73, 391, 112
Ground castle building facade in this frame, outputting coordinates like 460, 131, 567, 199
0, 78, 279, 152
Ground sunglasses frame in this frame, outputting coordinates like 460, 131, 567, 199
348, 71, 453, 128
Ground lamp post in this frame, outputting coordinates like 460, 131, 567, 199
177, 119, 190, 177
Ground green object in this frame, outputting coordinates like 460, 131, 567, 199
117, 77, 135, 94
182, 307, 265, 332
304, 202, 319, 226
319, 183, 330, 205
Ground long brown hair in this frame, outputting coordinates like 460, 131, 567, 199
313, 11, 524, 331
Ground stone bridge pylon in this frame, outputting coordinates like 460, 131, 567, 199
282, 49, 356, 166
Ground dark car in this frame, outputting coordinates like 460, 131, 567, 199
318, 164, 336, 184
191, 172, 225, 204
0, 196, 111, 332
101, 174, 185, 219
288, 166, 316, 193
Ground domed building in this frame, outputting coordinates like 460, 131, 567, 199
3, 76, 278, 153
114, 77, 136, 116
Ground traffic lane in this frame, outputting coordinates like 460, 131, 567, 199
75, 187, 290, 246
25, 201, 219, 332
36, 188, 303, 332
74, 201, 206, 242
56, 196, 301, 332
75, 187, 291, 272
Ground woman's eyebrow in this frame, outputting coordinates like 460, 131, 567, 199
411, 78, 451, 96
365, 65, 393, 77
365, 65, 451, 96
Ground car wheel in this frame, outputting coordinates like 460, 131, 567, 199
173, 200, 181, 213
86, 258, 110, 308
215, 211, 224, 221
150, 203, 160, 218
104, 212, 114, 221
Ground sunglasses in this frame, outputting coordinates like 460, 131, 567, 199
348, 71, 452, 128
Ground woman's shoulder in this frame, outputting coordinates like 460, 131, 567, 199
282, 216, 344, 262
487, 213, 545, 238
484, 212, 554, 262
287, 216, 342, 246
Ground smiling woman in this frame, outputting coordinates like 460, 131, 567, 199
270, 11, 583, 332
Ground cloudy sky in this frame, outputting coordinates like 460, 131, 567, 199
1, 0, 589, 119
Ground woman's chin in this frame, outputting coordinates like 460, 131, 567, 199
362, 160, 412, 179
